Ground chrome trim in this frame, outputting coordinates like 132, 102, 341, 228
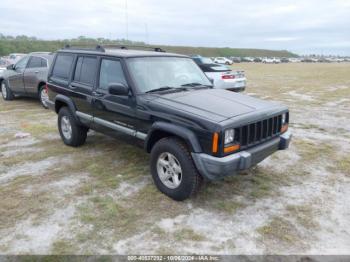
94, 117, 135, 136
76, 111, 93, 122
75, 111, 147, 140
135, 132, 147, 140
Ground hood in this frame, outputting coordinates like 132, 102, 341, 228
148, 89, 281, 123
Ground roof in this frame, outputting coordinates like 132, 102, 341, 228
29, 52, 54, 57
58, 48, 188, 58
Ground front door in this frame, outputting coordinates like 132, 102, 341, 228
8, 56, 29, 93
92, 58, 138, 138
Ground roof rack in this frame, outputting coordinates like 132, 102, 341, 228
102, 44, 166, 53
63, 44, 105, 52
63, 44, 165, 53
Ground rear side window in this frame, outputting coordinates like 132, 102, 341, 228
52, 54, 74, 80
99, 59, 127, 89
27, 56, 47, 68
73, 56, 97, 86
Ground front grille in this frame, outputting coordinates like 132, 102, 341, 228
234, 115, 283, 149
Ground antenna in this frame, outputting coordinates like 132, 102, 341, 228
145, 23, 149, 45
125, 0, 129, 41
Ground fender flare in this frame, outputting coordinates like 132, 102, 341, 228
145, 122, 202, 153
54, 95, 82, 123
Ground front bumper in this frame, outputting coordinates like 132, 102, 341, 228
191, 130, 292, 180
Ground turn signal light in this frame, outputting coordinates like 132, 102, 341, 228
224, 144, 240, 153
212, 132, 219, 153
281, 124, 288, 133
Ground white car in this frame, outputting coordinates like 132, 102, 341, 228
6, 53, 27, 65
214, 57, 233, 65
289, 58, 301, 63
192, 56, 246, 92
262, 57, 281, 64
0, 58, 8, 79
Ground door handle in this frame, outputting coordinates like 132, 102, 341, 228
34, 71, 39, 74
69, 84, 77, 89
92, 91, 104, 97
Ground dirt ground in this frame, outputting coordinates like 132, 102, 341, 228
0, 63, 349, 255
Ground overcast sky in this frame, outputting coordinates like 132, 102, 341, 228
1, 0, 350, 55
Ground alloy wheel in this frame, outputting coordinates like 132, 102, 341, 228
61, 116, 72, 140
156, 152, 182, 189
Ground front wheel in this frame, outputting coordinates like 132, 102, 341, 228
58, 107, 87, 147
1, 81, 14, 101
150, 137, 202, 201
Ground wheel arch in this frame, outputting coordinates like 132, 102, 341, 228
37, 81, 46, 93
54, 94, 77, 114
145, 122, 202, 153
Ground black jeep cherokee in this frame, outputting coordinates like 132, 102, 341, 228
46, 45, 292, 201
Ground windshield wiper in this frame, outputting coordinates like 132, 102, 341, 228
146, 86, 176, 93
181, 82, 212, 88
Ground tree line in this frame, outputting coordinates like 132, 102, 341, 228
0, 34, 297, 58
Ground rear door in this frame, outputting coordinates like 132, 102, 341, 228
8, 56, 29, 93
68, 55, 97, 121
91, 57, 138, 137
23, 56, 48, 94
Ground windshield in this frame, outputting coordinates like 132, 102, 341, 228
201, 57, 213, 64
126, 57, 212, 93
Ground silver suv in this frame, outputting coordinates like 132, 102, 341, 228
0, 52, 54, 108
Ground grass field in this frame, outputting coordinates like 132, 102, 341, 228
0, 63, 349, 254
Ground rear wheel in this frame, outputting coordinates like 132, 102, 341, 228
58, 107, 87, 147
150, 137, 202, 201
1, 81, 14, 101
39, 85, 49, 109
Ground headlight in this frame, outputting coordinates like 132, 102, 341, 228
282, 113, 287, 125
224, 129, 235, 144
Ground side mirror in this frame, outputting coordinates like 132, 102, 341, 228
108, 83, 129, 96
209, 78, 214, 84
6, 64, 14, 70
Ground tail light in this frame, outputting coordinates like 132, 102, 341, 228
222, 74, 235, 80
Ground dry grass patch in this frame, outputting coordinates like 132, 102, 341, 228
174, 228, 206, 242
257, 217, 306, 251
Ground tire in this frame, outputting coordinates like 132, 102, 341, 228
39, 84, 49, 109
150, 137, 202, 201
58, 107, 87, 147
1, 81, 14, 101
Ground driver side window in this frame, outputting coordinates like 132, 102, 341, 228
14, 56, 29, 70
99, 59, 127, 90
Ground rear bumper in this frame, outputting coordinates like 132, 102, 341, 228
191, 130, 292, 180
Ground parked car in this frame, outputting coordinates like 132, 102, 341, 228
192, 55, 246, 92
1, 52, 54, 108
0, 58, 8, 79
230, 57, 241, 63
241, 57, 254, 62
6, 53, 27, 65
253, 57, 262, 62
289, 58, 301, 63
280, 57, 289, 63
214, 57, 233, 65
262, 57, 280, 64
46, 45, 292, 201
